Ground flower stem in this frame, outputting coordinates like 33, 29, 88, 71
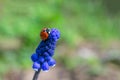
32, 69, 41, 80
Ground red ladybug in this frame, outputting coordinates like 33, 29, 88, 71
40, 28, 50, 40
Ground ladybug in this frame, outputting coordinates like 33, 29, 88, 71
40, 28, 50, 40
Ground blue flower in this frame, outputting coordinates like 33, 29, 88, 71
38, 56, 44, 63
31, 28, 60, 71
47, 57, 56, 67
41, 61, 49, 72
31, 53, 38, 62
32, 62, 40, 71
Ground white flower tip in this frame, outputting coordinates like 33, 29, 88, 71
51, 64, 56, 67
33, 69, 38, 71
43, 70, 49, 72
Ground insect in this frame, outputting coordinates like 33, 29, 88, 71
40, 28, 50, 40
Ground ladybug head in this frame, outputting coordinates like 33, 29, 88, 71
40, 28, 51, 40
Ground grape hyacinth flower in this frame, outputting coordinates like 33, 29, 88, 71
31, 28, 60, 80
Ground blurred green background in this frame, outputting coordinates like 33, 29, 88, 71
0, 0, 120, 80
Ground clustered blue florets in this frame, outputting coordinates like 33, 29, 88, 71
31, 28, 60, 72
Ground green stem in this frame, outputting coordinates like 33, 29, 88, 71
32, 69, 41, 80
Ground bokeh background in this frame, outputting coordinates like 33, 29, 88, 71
0, 0, 120, 80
